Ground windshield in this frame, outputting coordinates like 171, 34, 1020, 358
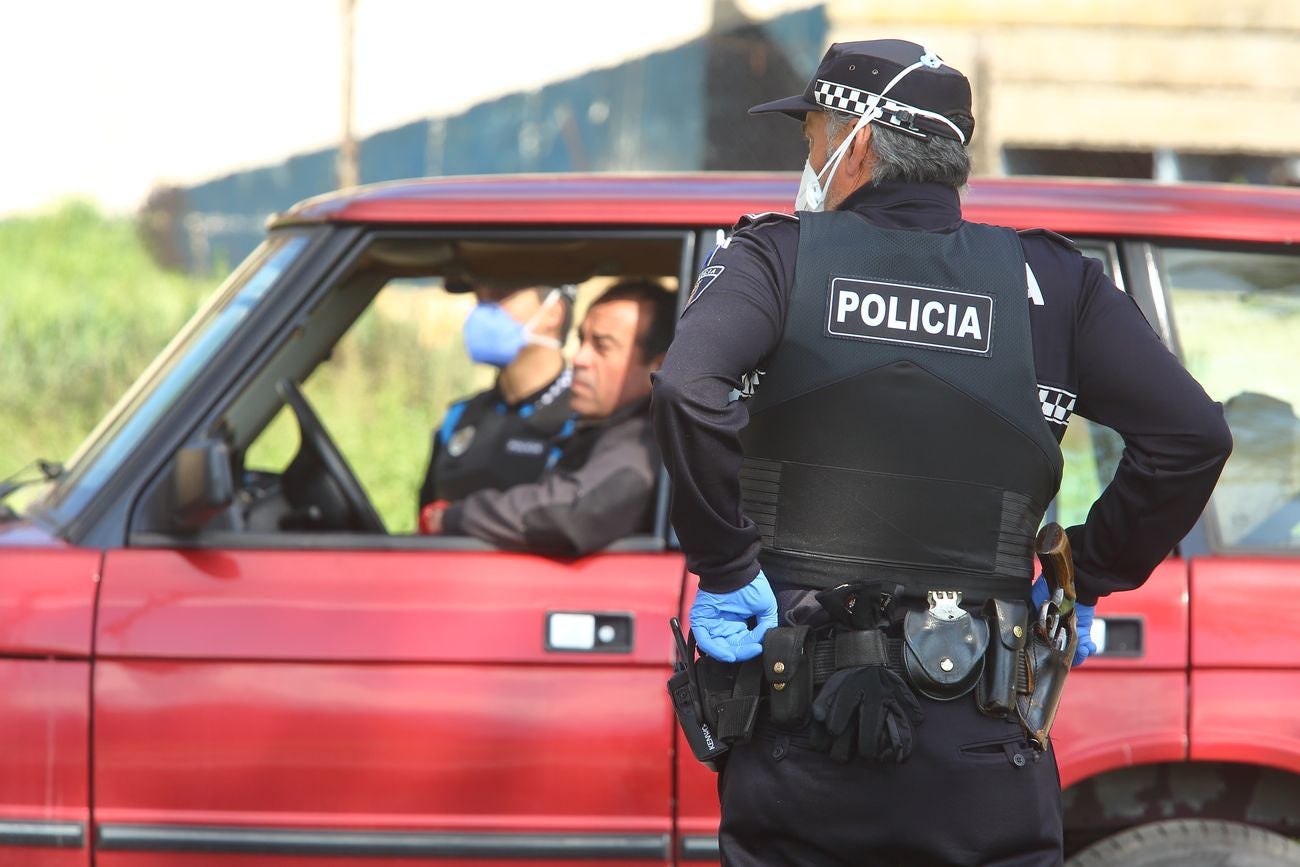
29, 232, 311, 529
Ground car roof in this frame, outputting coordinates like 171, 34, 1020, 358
273, 173, 1300, 245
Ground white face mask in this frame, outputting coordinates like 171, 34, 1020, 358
794, 107, 874, 212
795, 159, 826, 212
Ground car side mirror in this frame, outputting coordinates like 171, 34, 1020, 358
171, 439, 235, 533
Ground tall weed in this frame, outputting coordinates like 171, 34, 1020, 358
0, 202, 216, 480
0, 205, 480, 533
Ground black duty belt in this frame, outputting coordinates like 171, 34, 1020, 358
811, 627, 905, 685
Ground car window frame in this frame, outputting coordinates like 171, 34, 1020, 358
127, 225, 700, 555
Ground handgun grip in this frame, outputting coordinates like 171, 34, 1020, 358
1036, 522, 1076, 605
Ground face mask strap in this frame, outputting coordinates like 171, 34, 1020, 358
815, 47, 962, 190
522, 288, 564, 349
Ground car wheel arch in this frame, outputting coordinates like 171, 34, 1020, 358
1062, 760, 1300, 856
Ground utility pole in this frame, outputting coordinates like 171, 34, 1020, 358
338, 0, 359, 189
971, 34, 999, 177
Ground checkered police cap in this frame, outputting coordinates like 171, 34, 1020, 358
750, 39, 974, 143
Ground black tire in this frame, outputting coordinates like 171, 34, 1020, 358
1069, 819, 1300, 867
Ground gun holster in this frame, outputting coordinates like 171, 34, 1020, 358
1015, 612, 1078, 751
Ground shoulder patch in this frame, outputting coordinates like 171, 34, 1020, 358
686, 264, 726, 308
732, 211, 799, 233
1018, 227, 1076, 250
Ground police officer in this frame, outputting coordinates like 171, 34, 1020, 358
418, 281, 576, 521
651, 40, 1232, 866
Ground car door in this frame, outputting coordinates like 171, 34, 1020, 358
0, 533, 98, 867
1148, 243, 1300, 772
92, 543, 683, 866
88, 227, 699, 866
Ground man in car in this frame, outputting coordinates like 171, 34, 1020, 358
421, 280, 674, 556
417, 281, 577, 519
651, 39, 1232, 866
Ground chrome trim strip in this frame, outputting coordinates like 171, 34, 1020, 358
97, 825, 670, 859
1142, 243, 1175, 346
681, 834, 721, 860
0, 820, 85, 849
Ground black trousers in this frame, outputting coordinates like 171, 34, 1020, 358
717, 695, 1064, 867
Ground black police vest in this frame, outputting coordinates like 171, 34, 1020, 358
739, 211, 1063, 600
421, 374, 574, 504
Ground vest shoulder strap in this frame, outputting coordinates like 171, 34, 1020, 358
1018, 227, 1075, 250
732, 211, 799, 234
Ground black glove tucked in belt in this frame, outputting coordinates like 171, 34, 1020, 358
812, 665, 924, 764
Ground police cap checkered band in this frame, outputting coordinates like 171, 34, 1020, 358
750, 39, 974, 143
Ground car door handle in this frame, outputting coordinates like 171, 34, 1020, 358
1093, 616, 1143, 657
545, 611, 634, 653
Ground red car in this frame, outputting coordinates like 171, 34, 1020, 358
2, 175, 1299, 867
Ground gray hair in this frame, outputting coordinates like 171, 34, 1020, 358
825, 109, 970, 189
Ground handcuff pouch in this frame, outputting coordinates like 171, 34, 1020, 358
902, 607, 989, 701
763, 626, 814, 728
977, 598, 1029, 717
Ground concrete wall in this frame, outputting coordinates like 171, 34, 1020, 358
827, 0, 1300, 176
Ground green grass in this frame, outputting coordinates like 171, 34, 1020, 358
0, 202, 217, 489
0, 205, 485, 533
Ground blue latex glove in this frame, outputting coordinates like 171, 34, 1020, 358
689, 571, 779, 663
1030, 575, 1051, 609
1073, 603, 1097, 667
1031, 576, 1097, 667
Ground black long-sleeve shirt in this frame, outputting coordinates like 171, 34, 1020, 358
651, 181, 1232, 606
442, 398, 659, 556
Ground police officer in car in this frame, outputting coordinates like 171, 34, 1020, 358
418, 281, 576, 524
651, 40, 1231, 865
423, 280, 673, 556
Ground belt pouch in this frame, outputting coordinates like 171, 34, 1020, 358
763, 626, 813, 727
696, 655, 763, 743
977, 598, 1029, 717
902, 606, 990, 701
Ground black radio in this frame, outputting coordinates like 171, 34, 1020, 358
666, 617, 729, 770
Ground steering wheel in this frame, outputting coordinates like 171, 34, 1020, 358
275, 379, 386, 534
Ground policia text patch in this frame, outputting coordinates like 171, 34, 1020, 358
825, 277, 993, 354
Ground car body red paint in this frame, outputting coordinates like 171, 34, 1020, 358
280, 174, 1300, 245
2, 173, 1298, 865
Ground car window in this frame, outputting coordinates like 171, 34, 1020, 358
243, 277, 494, 532
199, 231, 688, 539
38, 232, 310, 526
1160, 246, 1300, 551
1051, 241, 1124, 528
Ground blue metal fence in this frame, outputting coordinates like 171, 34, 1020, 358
172, 6, 826, 272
